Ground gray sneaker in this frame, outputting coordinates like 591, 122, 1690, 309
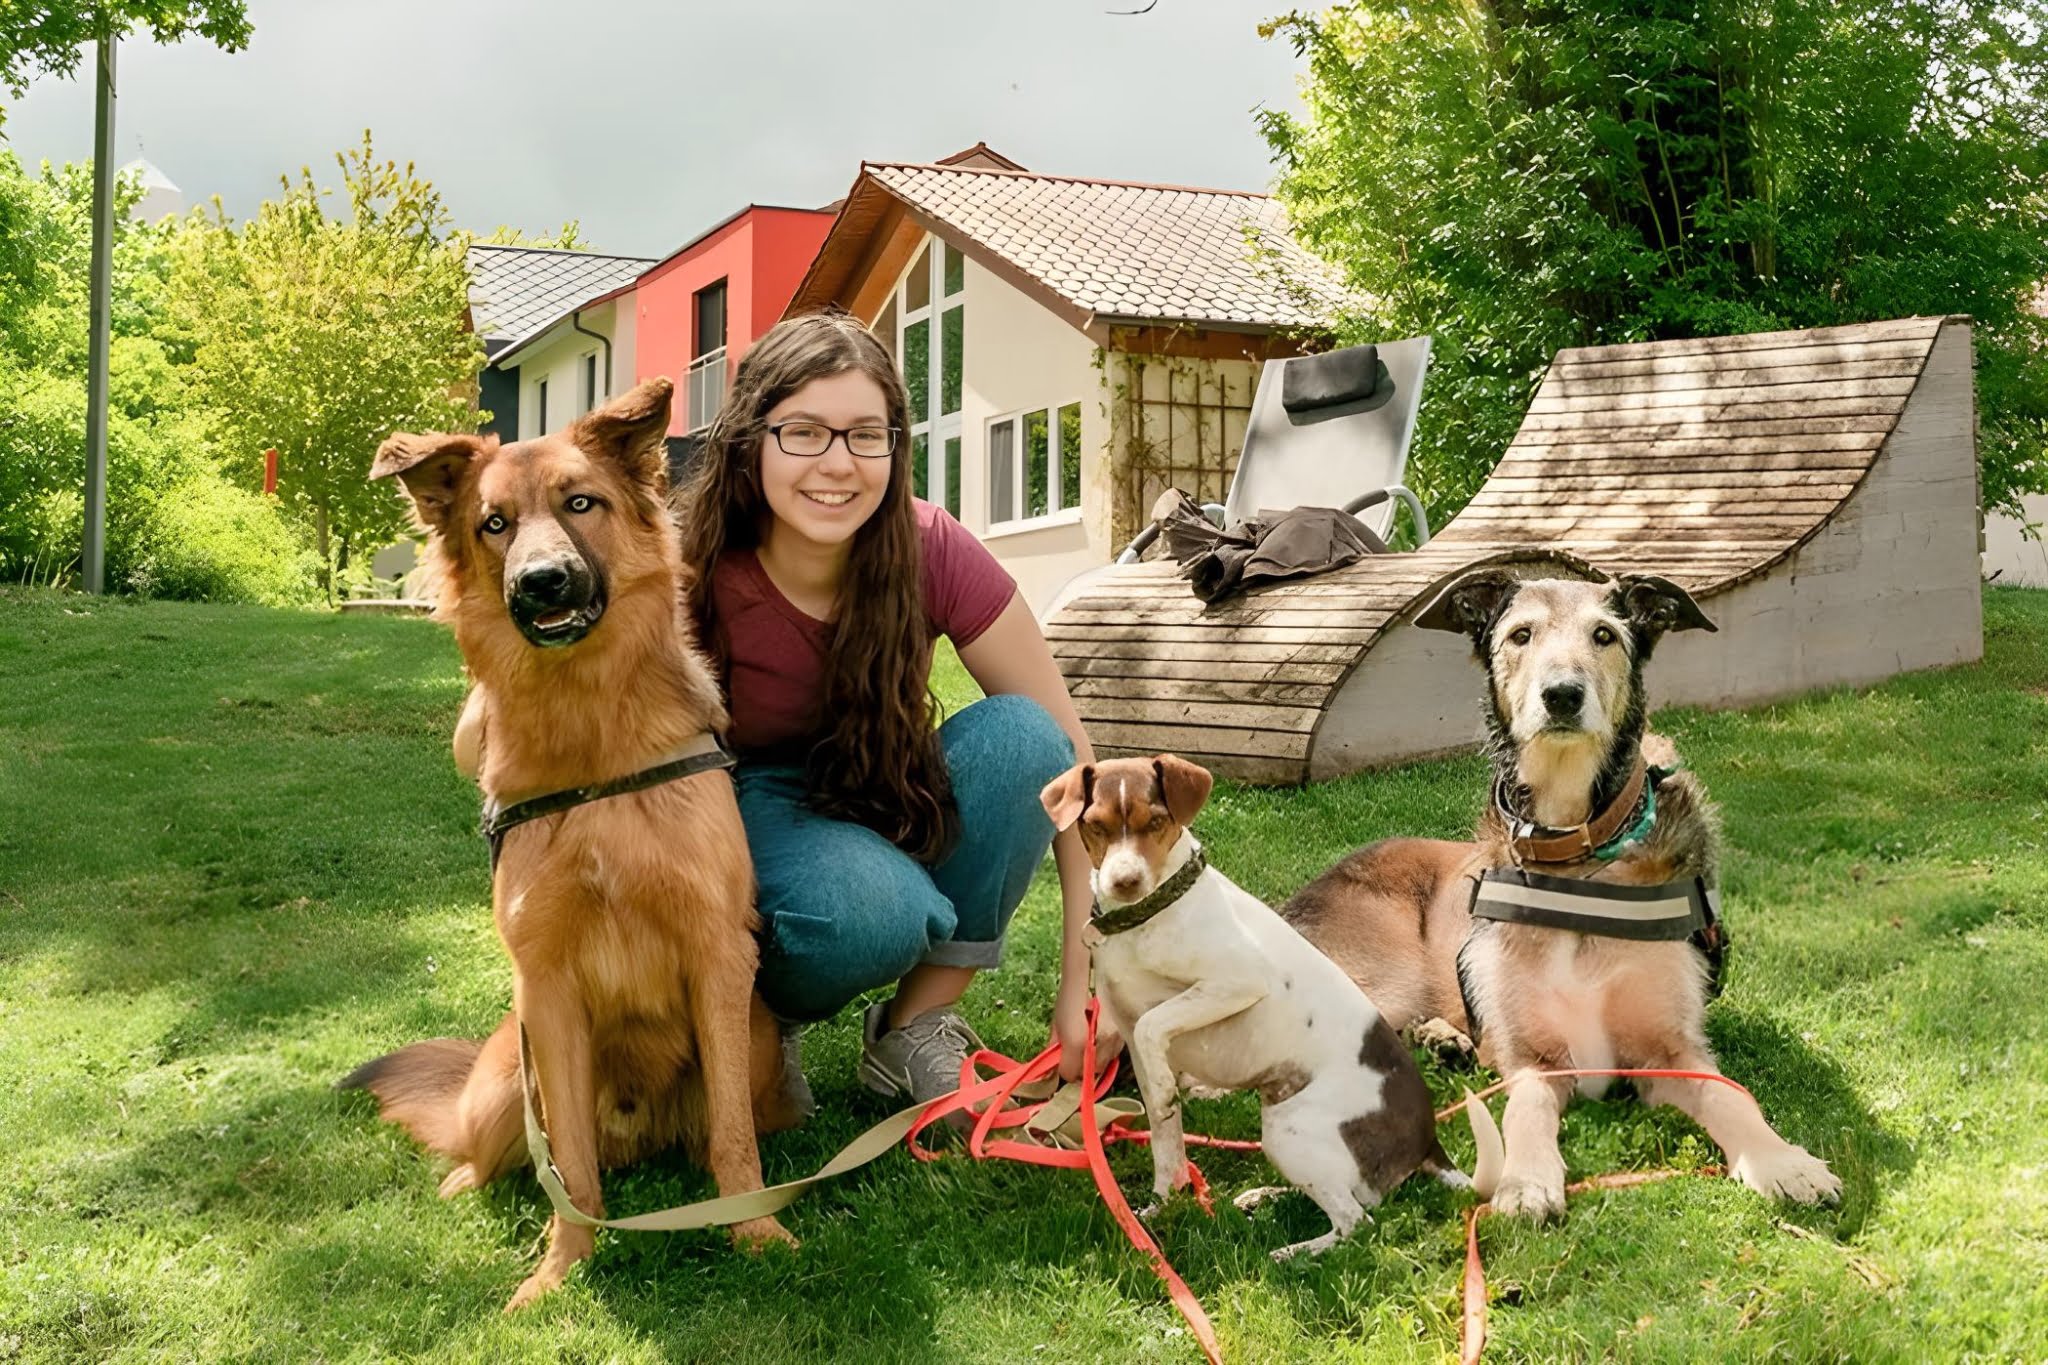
859, 1001, 983, 1116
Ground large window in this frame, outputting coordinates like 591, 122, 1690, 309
878, 240, 964, 515
986, 401, 1081, 529
688, 279, 729, 434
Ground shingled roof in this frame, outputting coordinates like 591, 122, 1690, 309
788, 162, 1356, 339
466, 245, 655, 359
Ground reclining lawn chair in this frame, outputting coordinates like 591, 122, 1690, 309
1046, 336, 1434, 616
1042, 316, 1983, 783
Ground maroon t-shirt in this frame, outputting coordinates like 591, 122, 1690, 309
710, 500, 1017, 759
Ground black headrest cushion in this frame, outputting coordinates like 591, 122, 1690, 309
1281, 343, 1380, 414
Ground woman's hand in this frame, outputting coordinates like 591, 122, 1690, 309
1051, 970, 1125, 1081
1050, 976, 1091, 1081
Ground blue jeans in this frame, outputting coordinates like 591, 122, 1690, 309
735, 694, 1076, 1023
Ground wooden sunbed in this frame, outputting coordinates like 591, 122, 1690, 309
1044, 316, 1983, 782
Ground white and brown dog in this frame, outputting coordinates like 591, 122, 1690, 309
1285, 572, 1841, 1220
1041, 754, 1463, 1261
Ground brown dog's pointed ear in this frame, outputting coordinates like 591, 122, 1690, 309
1416, 569, 1520, 648
1153, 754, 1214, 826
1615, 575, 1717, 641
370, 432, 487, 531
1039, 763, 1094, 831
572, 376, 673, 495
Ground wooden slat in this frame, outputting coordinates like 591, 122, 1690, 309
1551, 316, 1941, 363
1066, 582, 1449, 607
1513, 411, 1899, 439
1453, 515, 1822, 534
1060, 657, 1349, 686
1054, 608, 1400, 633
1083, 719, 1312, 761
1489, 453, 1876, 476
1093, 746, 1307, 785
1486, 469, 1868, 491
1074, 695, 1323, 734
1069, 675, 1336, 706
1053, 639, 1362, 664
1507, 432, 1881, 459
1540, 357, 1923, 399
1044, 622, 1375, 645
1529, 376, 1917, 416
1547, 336, 1934, 379
1466, 491, 1844, 513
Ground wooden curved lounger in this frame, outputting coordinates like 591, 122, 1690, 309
1045, 316, 1983, 783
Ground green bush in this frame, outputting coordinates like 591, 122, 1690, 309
122, 471, 318, 606
0, 347, 317, 604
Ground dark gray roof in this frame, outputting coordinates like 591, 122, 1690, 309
466, 245, 655, 358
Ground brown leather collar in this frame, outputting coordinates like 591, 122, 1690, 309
1494, 754, 1649, 866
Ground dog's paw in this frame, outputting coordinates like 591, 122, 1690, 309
1137, 1195, 1176, 1224
1410, 1017, 1477, 1065
504, 1265, 567, 1313
1232, 1184, 1292, 1215
1492, 1176, 1567, 1223
731, 1216, 800, 1254
1733, 1145, 1842, 1206
437, 1163, 483, 1199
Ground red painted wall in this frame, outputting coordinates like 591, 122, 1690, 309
634, 205, 834, 436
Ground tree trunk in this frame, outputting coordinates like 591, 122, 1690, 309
314, 503, 332, 604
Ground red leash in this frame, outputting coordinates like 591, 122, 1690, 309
901, 1010, 1757, 1365
1443, 1067, 1753, 1365
903, 1001, 1232, 1364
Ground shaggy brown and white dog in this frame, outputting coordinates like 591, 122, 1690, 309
342, 379, 799, 1309
1284, 571, 1841, 1220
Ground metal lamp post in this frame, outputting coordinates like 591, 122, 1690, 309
81, 32, 117, 594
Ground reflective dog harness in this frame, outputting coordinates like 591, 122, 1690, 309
1470, 866, 1719, 942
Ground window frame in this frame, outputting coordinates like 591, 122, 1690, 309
879, 239, 965, 513
983, 398, 1084, 538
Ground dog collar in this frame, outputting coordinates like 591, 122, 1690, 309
1469, 865, 1719, 942
1494, 755, 1652, 866
482, 731, 735, 868
1091, 844, 1208, 936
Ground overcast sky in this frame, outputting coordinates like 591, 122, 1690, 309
5, 1, 1307, 258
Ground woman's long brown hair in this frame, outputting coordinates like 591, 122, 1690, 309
676, 307, 959, 863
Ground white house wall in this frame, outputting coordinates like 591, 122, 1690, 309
1983, 495, 2048, 587
508, 297, 636, 440
957, 255, 1110, 614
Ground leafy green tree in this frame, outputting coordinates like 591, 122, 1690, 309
474, 221, 587, 250
0, 150, 314, 602
0, 1, 250, 130
165, 132, 484, 593
1262, 0, 2048, 522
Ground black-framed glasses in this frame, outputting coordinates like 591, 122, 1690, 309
767, 421, 898, 459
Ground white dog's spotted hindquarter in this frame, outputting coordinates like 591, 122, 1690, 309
1092, 848, 1453, 1258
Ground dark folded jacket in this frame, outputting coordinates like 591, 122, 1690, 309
1155, 490, 1386, 603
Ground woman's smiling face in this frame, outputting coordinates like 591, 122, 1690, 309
757, 369, 895, 552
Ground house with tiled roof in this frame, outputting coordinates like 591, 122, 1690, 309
787, 156, 1354, 609
465, 244, 655, 442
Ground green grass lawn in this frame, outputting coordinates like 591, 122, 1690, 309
2, 588, 2044, 1363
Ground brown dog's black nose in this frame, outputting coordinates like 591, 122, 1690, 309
517, 563, 574, 607
1542, 681, 1585, 719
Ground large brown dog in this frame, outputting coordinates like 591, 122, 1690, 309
1285, 572, 1839, 1221
342, 378, 798, 1310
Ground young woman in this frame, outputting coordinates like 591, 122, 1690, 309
676, 308, 1100, 1110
